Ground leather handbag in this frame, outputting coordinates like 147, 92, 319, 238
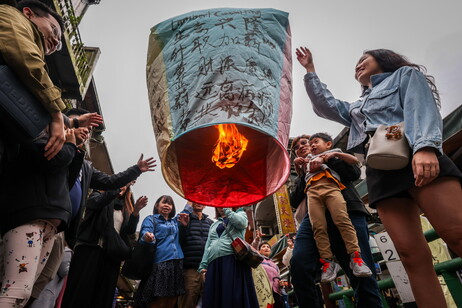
224, 223, 264, 269
121, 219, 157, 280
104, 227, 132, 261
366, 122, 410, 170
231, 237, 265, 268
0, 65, 51, 141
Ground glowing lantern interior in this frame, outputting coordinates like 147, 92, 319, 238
163, 124, 290, 207
212, 124, 248, 169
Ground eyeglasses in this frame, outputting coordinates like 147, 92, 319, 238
292, 139, 309, 152
50, 24, 62, 51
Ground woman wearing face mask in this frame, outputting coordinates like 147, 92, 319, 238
133, 195, 188, 308
296, 46, 462, 308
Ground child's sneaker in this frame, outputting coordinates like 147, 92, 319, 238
349, 251, 372, 277
319, 258, 341, 283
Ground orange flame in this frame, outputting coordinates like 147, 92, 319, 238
212, 124, 248, 169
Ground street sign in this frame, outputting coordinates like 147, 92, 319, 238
374, 232, 415, 303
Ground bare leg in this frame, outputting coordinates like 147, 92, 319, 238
376, 198, 446, 308
409, 177, 462, 256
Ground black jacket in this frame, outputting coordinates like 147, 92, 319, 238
179, 212, 213, 269
76, 189, 139, 249
290, 157, 368, 215
66, 156, 142, 248
0, 138, 77, 235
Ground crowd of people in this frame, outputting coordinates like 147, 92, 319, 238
1, 0, 461, 308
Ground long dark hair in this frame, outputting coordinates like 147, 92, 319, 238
153, 195, 176, 218
360, 49, 440, 106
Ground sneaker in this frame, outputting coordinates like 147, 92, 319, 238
320, 258, 341, 283
350, 251, 372, 277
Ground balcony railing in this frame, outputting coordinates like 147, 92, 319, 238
48, 0, 98, 99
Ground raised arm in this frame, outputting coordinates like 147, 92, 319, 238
86, 189, 120, 211
296, 47, 354, 127
224, 208, 248, 230
123, 195, 147, 235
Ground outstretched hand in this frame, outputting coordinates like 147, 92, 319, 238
255, 229, 265, 241
295, 46, 316, 73
144, 232, 155, 243
77, 113, 104, 129
137, 154, 157, 172
119, 180, 135, 197
133, 196, 148, 216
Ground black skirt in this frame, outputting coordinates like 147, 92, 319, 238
366, 154, 462, 208
133, 259, 185, 307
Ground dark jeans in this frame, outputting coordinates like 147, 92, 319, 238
290, 211, 382, 308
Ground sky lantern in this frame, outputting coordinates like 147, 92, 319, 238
147, 8, 292, 207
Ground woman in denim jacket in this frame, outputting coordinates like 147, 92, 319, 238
199, 207, 259, 308
296, 46, 462, 308
134, 195, 188, 308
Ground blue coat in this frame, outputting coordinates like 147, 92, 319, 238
140, 214, 184, 264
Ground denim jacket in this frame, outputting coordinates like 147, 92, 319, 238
304, 66, 443, 155
140, 214, 184, 264
198, 208, 248, 272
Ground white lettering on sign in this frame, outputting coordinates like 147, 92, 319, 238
374, 232, 415, 303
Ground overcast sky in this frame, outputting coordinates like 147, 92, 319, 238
79, 0, 462, 222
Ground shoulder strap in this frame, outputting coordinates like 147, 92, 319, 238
223, 220, 235, 242
152, 215, 157, 235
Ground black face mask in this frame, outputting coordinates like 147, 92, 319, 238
113, 198, 124, 211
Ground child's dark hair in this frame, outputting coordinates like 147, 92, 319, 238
258, 241, 271, 250
309, 132, 332, 143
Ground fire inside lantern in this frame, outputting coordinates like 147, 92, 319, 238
212, 124, 248, 169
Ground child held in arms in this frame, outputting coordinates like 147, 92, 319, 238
303, 132, 372, 282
